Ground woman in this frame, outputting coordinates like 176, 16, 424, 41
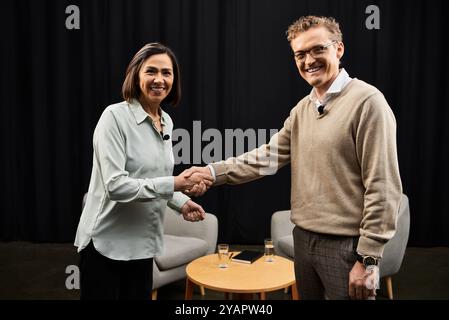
75, 43, 213, 300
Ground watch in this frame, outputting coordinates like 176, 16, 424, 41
356, 254, 379, 267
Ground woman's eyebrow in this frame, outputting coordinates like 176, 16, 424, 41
144, 66, 172, 72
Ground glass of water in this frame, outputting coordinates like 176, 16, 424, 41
217, 244, 229, 268
264, 239, 274, 262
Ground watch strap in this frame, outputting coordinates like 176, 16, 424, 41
356, 254, 379, 266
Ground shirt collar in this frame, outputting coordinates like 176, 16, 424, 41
309, 68, 352, 106
129, 99, 167, 126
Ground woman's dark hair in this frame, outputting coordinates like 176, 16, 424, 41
122, 43, 181, 106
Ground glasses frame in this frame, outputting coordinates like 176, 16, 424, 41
294, 40, 338, 62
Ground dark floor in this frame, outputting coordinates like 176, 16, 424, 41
0, 242, 448, 300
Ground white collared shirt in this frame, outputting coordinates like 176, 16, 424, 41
309, 68, 353, 110
74, 99, 190, 261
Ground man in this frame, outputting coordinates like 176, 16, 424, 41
186, 16, 402, 300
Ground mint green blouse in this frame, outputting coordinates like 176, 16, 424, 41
75, 100, 190, 260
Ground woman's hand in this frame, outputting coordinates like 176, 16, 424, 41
181, 166, 215, 197
174, 168, 214, 196
181, 200, 206, 222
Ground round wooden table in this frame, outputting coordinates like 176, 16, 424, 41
185, 252, 299, 300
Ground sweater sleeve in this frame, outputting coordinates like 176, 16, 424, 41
355, 93, 403, 258
211, 113, 292, 186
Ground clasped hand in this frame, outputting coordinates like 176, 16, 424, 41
176, 167, 214, 222
174, 166, 214, 197
349, 261, 379, 299
181, 200, 206, 222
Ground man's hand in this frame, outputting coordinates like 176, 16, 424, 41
181, 200, 206, 222
174, 167, 214, 196
349, 261, 377, 300
183, 166, 213, 179
182, 166, 215, 197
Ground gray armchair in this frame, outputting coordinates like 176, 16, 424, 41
378, 194, 410, 299
271, 194, 410, 299
152, 207, 218, 299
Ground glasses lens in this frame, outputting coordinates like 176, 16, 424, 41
295, 42, 335, 61
311, 46, 325, 57
295, 53, 304, 61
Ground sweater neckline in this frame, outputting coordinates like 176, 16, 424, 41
314, 78, 359, 119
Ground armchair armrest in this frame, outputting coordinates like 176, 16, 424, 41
163, 207, 218, 255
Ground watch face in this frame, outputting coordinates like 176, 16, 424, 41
364, 256, 377, 266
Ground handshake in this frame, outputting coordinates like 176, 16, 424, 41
174, 166, 214, 222
174, 166, 214, 197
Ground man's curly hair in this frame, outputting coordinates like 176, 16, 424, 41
286, 16, 343, 42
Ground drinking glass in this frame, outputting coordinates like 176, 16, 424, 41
264, 239, 274, 262
217, 244, 229, 268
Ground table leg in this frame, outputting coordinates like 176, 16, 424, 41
291, 283, 300, 300
259, 292, 266, 300
233, 293, 253, 300
185, 278, 194, 300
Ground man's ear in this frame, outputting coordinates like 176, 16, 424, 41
336, 42, 345, 60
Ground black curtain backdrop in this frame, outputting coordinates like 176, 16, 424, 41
1, 0, 448, 245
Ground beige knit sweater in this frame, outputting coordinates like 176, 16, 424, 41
211, 79, 402, 258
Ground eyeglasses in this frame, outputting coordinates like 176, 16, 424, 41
293, 41, 337, 62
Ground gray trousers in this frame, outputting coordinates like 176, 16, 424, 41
293, 226, 358, 300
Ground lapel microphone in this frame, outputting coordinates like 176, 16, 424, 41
160, 131, 170, 141
318, 105, 325, 115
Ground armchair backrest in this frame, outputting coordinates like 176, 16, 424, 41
82, 193, 218, 256
270, 194, 411, 279
379, 194, 410, 277
271, 210, 294, 258
164, 207, 218, 255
